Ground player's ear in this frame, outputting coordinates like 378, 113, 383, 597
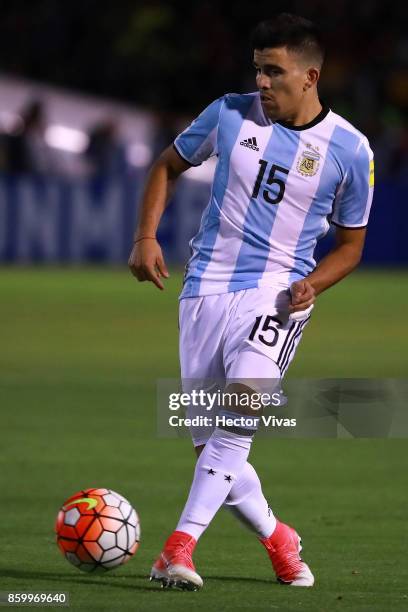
303, 66, 319, 90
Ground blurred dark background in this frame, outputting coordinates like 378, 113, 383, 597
0, 0, 407, 264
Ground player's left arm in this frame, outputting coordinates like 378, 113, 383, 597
289, 226, 366, 314
289, 137, 374, 314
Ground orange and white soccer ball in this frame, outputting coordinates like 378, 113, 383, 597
55, 488, 140, 573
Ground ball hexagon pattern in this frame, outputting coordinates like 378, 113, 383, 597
64, 507, 80, 526
55, 488, 140, 573
102, 493, 121, 507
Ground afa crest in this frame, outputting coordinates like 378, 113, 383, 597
297, 143, 321, 177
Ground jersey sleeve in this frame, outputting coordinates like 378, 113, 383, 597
173, 96, 224, 166
331, 138, 374, 228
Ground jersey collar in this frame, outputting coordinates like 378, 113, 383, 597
259, 95, 330, 131
276, 102, 330, 131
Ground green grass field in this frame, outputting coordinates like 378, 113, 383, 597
1, 268, 407, 611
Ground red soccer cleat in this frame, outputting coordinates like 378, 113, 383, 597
150, 530, 203, 591
259, 520, 315, 586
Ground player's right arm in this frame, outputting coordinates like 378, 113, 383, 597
129, 95, 224, 290
128, 146, 191, 290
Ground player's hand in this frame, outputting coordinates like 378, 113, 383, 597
289, 279, 315, 314
128, 238, 169, 290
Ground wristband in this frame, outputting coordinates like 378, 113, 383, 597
133, 236, 157, 244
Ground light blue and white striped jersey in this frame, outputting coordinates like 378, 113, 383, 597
174, 92, 374, 299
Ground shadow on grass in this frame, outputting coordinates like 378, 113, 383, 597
1, 568, 277, 591
206, 575, 276, 586
0, 568, 154, 593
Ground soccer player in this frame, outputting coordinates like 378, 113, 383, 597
128, 13, 374, 590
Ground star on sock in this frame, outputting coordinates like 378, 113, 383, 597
208, 468, 216, 475
224, 474, 232, 482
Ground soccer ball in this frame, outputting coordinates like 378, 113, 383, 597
55, 488, 140, 573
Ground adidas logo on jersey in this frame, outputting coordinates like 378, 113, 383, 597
240, 137, 259, 151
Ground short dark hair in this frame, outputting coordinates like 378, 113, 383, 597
251, 13, 325, 68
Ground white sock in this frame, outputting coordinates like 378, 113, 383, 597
176, 427, 253, 540
224, 462, 277, 538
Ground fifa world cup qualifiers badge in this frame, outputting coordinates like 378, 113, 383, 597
369, 159, 375, 186
297, 143, 321, 177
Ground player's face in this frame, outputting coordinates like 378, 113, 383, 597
253, 47, 312, 120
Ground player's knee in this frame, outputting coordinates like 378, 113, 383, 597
222, 382, 262, 416
228, 347, 282, 384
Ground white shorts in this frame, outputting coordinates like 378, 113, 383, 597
179, 286, 312, 446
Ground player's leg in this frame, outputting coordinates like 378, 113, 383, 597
192, 443, 276, 538
222, 287, 314, 586
224, 461, 277, 535
174, 400, 257, 537
152, 293, 270, 589
151, 288, 313, 589
152, 442, 265, 591
171, 293, 272, 545
193, 380, 313, 587
150, 293, 228, 590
